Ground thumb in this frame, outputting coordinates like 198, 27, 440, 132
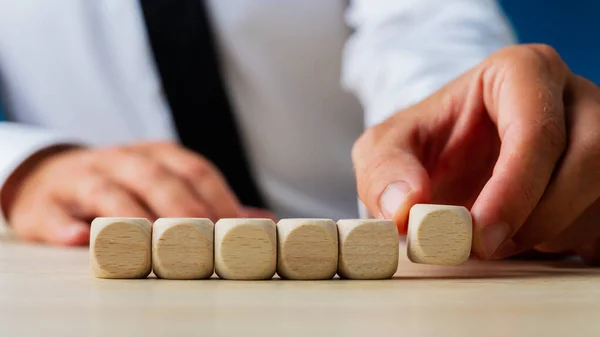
15, 202, 91, 246
352, 128, 431, 233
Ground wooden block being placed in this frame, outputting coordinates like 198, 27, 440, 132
152, 218, 214, 280
407, 204, 472, 266
90, 217, 152, 279
337, 219, 399, 279
276, 218, 338, 280
214, 218, 277, 280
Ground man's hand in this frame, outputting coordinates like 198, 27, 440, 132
1, 141, 275, 246
353, 44, 600, 265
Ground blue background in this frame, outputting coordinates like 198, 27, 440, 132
0, 2, 597, 121
500, 1, 599, 85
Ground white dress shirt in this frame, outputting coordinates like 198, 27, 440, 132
0, 0, 515, 231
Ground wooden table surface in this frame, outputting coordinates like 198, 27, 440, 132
1, 235, 600, 337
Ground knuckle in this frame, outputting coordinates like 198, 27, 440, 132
180, 160, 212, 180
75, 150, 98, 169
92, 147, 131, 169
86, 176, 108, 195
496, 44, 565, 80
140, 160, 169, 182
84, 175, 114, 198
529, 44, 562, 65
530, 44, 566, 81
513, 44, 560, 67
530, 114, 567, 154
148, 180, 177, 205
146, 177, 199, 214
576, 129, 600, 171
96, 146, 130, 158
515, 178, 547, 214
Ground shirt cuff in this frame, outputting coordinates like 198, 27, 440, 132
0, 122, 86, 234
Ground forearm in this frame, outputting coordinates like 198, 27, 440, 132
0, 122, 84, 232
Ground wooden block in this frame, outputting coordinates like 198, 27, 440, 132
214, 218, 277, 280
276, 218, 338, 280
90, 217, 152, 279
336, 219, 399, 279
407, 204, 472, 266
152, 218, 214, 280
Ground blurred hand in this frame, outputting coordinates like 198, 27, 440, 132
353, 44, 600, 265
1, 141, 275, 246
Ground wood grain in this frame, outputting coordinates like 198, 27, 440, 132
276, 218, 338, 280
407, 204, 472, 266
1, 235, 600, 337
152, 218, 214, 280
214, 218, 277, 280
337, 219, 399, 279
89, 217, 152, 279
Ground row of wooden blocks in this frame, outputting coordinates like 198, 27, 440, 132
90, 204, 472, 280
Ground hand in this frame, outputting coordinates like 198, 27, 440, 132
1, 141, 274, 246
352, 44, 600, 265
240, 206, 278, 221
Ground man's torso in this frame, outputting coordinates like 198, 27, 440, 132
0, 0, 365, 219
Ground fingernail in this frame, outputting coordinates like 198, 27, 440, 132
379, 181, 411, 219
481, 222, 509, 258
491, 240, 517, 259
62, 224, 88, 240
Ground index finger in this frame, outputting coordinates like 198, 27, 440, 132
470, 45, 569, 259
136, 143, 242, 220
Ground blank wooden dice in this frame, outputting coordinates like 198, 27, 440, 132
337, 219, 399, 279
90, 217, 152, 279
407, 204, 472, 266
152, 218, 214, 280
214, 218, 277, 280
276, 218, 338, 280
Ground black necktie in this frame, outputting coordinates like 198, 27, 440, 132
138, 0, 265, 208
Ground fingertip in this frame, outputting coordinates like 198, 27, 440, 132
380, 181, 411, 219
56, 223, 90, 246
380, 181, 430, 234
240, 206, 278, 221
472, 222, 512, 260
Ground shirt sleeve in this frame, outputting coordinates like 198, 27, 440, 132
341, 0, 518, 128
0, 122, 86, 234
